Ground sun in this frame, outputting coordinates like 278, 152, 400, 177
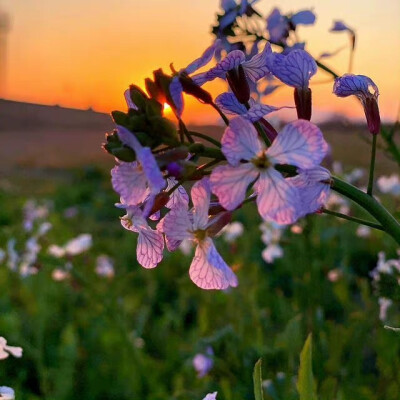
163, 102, 172, 113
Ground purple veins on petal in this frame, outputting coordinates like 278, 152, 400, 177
185, 40, 221, 75
333, 74, 379, 100
165, 178, 189, 209
137, 228, 164, 269
267, 119, 328, 168
189, 237, 238, 290
270, 50, 317, 89
215, 92, 248, 116
192, 178, 212, 230
242, 42, 273, 82
291, 10, 316, 26
255, 169, 300, 225
169, 76, 184, 117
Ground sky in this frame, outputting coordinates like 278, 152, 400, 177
0, 0, 399, 124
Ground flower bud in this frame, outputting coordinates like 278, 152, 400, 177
258, 119, 278, 143
226, 65, 250, 104
156, 146, 189, 167
364, 97, 381, 135
294, 87, 312, 120
148, 192, 170, 215
166, 162, 184, 178
179, 75, 213, 105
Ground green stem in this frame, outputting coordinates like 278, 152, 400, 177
188, 143, 225, 160
210, 102, 230, 126
315, 60, 339, 79
367, 134, 377, 195
321, 208, 384, 231
332, 177, 400, 244
188, 131, 221, 148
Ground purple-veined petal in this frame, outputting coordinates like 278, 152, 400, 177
189, 238, 238, 290
215, 92, 248, 116
198, 50, 246, 84
185, 40, 220, 74
242, 42, 273, 82
221, 116, 263, 165
291, 10, 316, 26
333, 74, 379, 100
136, 147, 166, 195
111, 163, 148, 206
117, 125, 142, 153
330, 20, 352, 32
245, 103, 291, 122
210, 163, 259, 210
169, 76, 184, 117
266, 8, 288, 43
289, 166, 331, 217
156, 216, 182, 252
165, 178, 189, 209
192, 178, 211, 230
137, 227, 164, 269
281, 42, 305, 55
267, 120, 328, 168
124, 88, 138, 110
270, 50, 317, 89
191, 72, 209, 86
255, 169, 300, 224
161, 203, 192, 242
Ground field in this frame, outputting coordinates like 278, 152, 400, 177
1, 102, 400, 399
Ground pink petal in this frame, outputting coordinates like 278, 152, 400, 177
137, 147, 166, 195
137, 228, 164, 269
191, 178, 211, 230
222, 117, 263, 166
189, 238, 238, 290
210, 163, 258, 210
161, 204, 192, 242
267, 120, 328, 168
165, 178, 189, 209
256, 169, 300, 225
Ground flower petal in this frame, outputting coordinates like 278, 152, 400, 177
255, 169, 300, 224
137, 147, 166, 195
270, 50, 317, 89
111, 162, 148, 206
291, 10, 316, 26
267, 120, 328, 168
124, 88, 138, 110
245, 103, 290, 122
161, 203, 192, 242
169, 76, 184, 117
215, 92, 248, 116
137, 228, 164, 269
192, 178, 211, 230
333, 74, 379, 100
189, 238, 238, 290
117, 125, 142, 153
266, 8, 288, 43
185, 40, 220, 74
210, 163, 258, 210
222, 116, 263, 165
165, 178, 189, 209
242, 42, 273, 82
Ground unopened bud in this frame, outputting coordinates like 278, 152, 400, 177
294, 87, 312, 121
180, 75, 213, 105
364, 97, 381, 135
156, 146, 189, 167
148, 192, 170, 215
258, 119, 278, 143
166, 162, 184, 178
226, 65, 250, 104
207, 211, 233, 237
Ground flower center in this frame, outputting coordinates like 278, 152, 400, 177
251, 152, 271, 170
193, 229, 207, 241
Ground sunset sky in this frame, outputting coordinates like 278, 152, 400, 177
1, 0, 399, 124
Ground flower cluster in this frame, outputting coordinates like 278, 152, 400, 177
104, 3, 384, 290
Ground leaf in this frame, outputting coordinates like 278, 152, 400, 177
253, 358, 264, 400
297, 334, 317, 400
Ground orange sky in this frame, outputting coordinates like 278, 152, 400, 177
1, 0, 399, 124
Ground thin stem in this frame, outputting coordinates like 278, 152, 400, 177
315, 60, 339, 79
321, 208, 384, 231
188, 131, 221, 148
179, 119, 194, 143
367, 134, 378, 195
211, 102, 230, 126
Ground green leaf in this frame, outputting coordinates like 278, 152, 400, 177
253, 358, 264, 400
297, 334, 317, 400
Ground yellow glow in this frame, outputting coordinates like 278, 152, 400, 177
163, 103, 172, 113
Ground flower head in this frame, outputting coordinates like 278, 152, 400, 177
0, 337, 23, 360
333, 74, 380, 134
161, 178, 238, 290
210, 117, 328, 224
193, 347, 214, 377
0, 386, 15, 400
203, 393, 218, 400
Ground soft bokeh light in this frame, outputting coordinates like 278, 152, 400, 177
1, 0, 399, 123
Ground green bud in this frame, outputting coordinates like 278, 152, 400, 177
145, 99, 163, 117
111, 111, 130, 127
148, 116, 179, 146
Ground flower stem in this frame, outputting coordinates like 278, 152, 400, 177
321, 208, 384, 231
367, 133, 378, 195
188, 131, 222, 148
211, 102, 230, 126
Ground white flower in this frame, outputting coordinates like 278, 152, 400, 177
356, 225, 371, 238
0, 386, 15, 400
64, 234, 92, 256
48, 244, 66, 258
95, 255, 115, 278
0, 337, 23, 360
262, 244, 283, 263
202, 393, 217, 400
377, 174, 400, 196
379, 297, 392, 321
219, 221, 244, 243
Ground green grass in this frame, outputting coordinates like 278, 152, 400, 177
1, 166, 400, 400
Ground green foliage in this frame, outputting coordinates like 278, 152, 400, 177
253, 359, 264, 400
297, 334, 317, 400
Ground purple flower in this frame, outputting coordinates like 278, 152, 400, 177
161, 178, 238, 290
120, 204, 164, 269
288, 166, 331, 217
193, 347, 214, 378
111, 126, 165, 206
330, 20, 353, 33
333, 74, 380, 134
291, 10, 316, 26
269, 50, 317, 89
169, 41, 220, 117
203, 393, 218, 400
215, 92, 291, 122
192, 42, 272, 86
210, 117, 328, 224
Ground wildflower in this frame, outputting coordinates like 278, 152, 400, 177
203, 393, 218, 400
193, 42, 272, 103
260, 221, 284, 263
95, 255, 115, 278
162, 178, 238, 290
64, 234, 92, 256
210, 117, 328, 224
333, 74, 380, 134
356, 225, 371, 238
0, 337, 23, 360
327, 268, 342, 282
120, 204, 164, 269
219, 221, 244, 243
269, 49, 317, 120
169, 41, 220, 117
377, 174, 400, 196
193, 347, 214, 378
262, 243, 283, 263
378, 298, 392, 321
48, 244, 66, 258
52, 268, 70, 282
215, 92, 291, 122
0, 387, 15, 400
111, 126, 165, 206
22, 200, 50, 232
